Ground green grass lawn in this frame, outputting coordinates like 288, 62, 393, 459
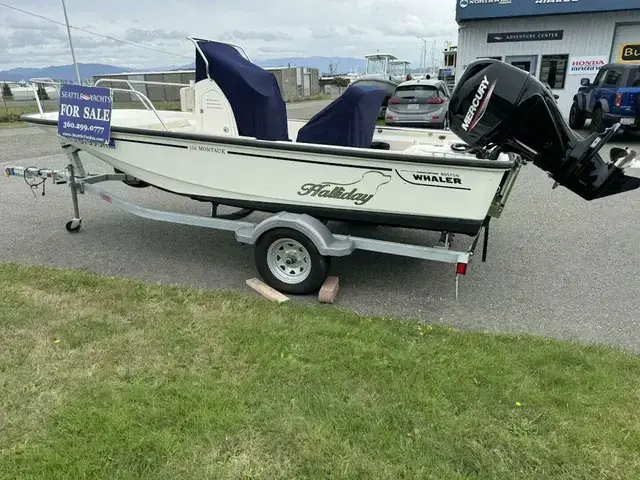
1, 262, 639, 479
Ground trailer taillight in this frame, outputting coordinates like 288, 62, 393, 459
456, 262, 468, 275
615, 93, 623, 108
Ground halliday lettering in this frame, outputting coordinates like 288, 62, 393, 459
298, 183, 374, 205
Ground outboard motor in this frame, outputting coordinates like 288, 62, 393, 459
447, 59, 640, 201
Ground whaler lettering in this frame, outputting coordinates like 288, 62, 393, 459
298, 183, 374, 205
412, 174, 462, 185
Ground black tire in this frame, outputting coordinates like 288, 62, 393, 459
590, 108, 606, 134
254, 228, 330, 295
568, 101, 586, 129
65, 220, 81, 233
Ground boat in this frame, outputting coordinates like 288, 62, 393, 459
12, 38, 640, 295
20, 38, 521, 236
349, 53, 404, 117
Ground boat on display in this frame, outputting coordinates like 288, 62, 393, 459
7, 37, 639, 296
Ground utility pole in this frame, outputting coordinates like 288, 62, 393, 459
61, 0, 81, 84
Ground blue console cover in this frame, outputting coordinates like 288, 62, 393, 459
195, 39, 289, 141
296, 84, 386, 148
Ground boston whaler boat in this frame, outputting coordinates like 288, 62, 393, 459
6, 37, 639, 297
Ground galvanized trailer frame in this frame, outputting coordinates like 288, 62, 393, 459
5, 143, 524, 299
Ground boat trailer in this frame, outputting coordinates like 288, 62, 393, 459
5, 145, 514, 299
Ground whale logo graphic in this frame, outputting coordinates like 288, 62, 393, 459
297, 171, 391, 206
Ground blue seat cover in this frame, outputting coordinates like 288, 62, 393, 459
194, 39, 289, 141
296, 85, 386, 148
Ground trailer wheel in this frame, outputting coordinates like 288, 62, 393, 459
255, 228, 330, 295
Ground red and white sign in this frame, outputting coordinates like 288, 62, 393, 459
568, 56, 607, 76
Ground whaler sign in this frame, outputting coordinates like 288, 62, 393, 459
58, 84, 113, 145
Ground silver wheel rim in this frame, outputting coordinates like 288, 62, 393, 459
267, 238, 312, 284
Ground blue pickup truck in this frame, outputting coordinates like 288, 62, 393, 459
569, 63, 640, 134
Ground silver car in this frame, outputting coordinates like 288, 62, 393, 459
384, 79, 450, 129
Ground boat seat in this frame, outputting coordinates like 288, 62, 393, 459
296, 84, 387, 149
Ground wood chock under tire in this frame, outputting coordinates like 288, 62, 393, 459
246, 278, 290, 303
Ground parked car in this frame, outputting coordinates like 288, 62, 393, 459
384, 79, 450, 129
569, 63, 640, 133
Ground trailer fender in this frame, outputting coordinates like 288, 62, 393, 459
235, 212, 355, 257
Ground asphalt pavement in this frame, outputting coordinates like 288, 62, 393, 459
1, 103, 639, 352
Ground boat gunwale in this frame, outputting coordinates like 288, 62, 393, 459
21, 114, 518, 171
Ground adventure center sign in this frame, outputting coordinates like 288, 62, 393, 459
487, 30, 563, 43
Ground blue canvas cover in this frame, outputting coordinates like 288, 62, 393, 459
296, 84, 386, 148
194, 39, 289, 141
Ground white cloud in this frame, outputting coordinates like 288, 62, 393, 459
0, 0, 458, 70
218, 29, 293, 42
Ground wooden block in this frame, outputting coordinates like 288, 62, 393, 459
318, 276, 340, 304
246, 278, 289, 303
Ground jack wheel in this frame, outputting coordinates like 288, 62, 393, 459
254, 228, 330, 295
66, 220, 82, 233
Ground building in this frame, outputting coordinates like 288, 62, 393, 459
93, 65, 320, 104
455, 0, 640, 117
92, 70, 195, 104
265, 66, 321, 101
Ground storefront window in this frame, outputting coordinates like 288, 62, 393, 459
540, 54, 569, 89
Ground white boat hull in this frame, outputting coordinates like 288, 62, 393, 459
32, 118, 514, 235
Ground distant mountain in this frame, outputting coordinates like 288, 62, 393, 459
0, 63, 139, 82
0, 56, 368, 83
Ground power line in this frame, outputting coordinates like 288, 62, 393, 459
0, 2, 192, 59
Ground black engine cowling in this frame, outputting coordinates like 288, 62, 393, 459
447, 59, 640, 201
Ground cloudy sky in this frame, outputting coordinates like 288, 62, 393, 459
0, 0, 458, 71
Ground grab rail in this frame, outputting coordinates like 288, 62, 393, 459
27, 78, 171, 131
94, 78, 190, 112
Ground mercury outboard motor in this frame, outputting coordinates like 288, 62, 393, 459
447, 59, 640, 201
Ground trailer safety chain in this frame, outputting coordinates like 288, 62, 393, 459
23, 167, 47, 197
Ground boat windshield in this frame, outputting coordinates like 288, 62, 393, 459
366, 58, 388, 75
390, 63, 407, 77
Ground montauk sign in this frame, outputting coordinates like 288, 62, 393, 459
58, 84, 113, 145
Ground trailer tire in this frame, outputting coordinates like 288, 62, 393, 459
254, 228, 330, 295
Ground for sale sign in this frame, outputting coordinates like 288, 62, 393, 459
58, 84, 113, 145
568, 56, 607, 76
